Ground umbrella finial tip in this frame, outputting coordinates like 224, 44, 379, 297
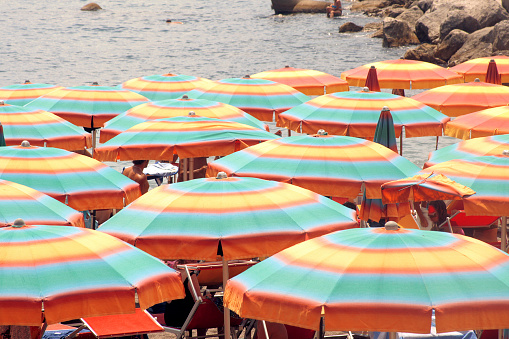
21, 140, 31, 147
362, 87, 369, 92
244, 75, 251, 79
0, 100, 4, 105
188, 111, 196, 116
382, 106, 390, 111
503, 150, 509, 156
370, 65, 376, 69
24, 80, 31, 84
285, 65, 290, 68
182, 95, 189, 99
474, 78, 480, 82
317, 129, 328, 136
13, 218, 26, 228
91, 81, 99, 86
384, 221, 399, 231
216, 172, 228, 179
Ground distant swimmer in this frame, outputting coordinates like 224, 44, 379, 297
166, 19, 183, 24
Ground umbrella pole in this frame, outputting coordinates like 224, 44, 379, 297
189, 157, 195, 180
435, 136, 439, 150
502, 216, 507, 252
92, 129, 97, 156
223, 256, 231, 339
183, 158, 188, 181
400, 136, 403, 156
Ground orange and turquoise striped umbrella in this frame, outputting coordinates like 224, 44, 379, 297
450, 56, 509, 83
24, 84, 150, 128
250, 66, 349, 95
0, 221, 184, 325
445, 105, 509, 140
419, 156, 509, 216
224, 226, 509, 333
99, 95, 268, 143
98, 175, 358, 261
0, 179, 85, 228
94, 116, 277, 162
341, 59, 462, 90
185, 76, 310, 122
0, 143, 140, 211
411, 79, 509, 117
425, 134, 509, 168
0, 81, 63, 106
207, 134, 420, 199
277, 89, 449, 138
0, 102, 92, 150
118, 72, 214, 101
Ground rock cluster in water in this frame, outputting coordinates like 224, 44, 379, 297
343, 0, 509, 66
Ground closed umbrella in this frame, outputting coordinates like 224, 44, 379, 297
364, 66, 380, 92
485, 59, 502, 85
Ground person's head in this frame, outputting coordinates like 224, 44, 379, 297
133, 160, 149, 167
428, 200, 447, 225
342, 201, 357, 211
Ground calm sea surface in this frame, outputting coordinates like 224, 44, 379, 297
0, 0, 457, 174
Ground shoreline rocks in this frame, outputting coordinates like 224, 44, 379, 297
346, 0, 509, 66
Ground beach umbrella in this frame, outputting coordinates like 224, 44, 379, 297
250, 65, 349, 95
224, 225, 509, 333
0, 220, 184, 326
0, 179, 85, 228
93, 115, 277, 162
0, 81, 63, 107
449, 56, 509, 83
364, 65, 380, 92
341, 59, 462, 90
411, 79, 509, 117
185, 76, 310, 122
425, 134, 509, 168
0, 101, 92, 151
276, 88, 449, 148
99, 95, 268, 143
207, 133, 420, 200
24, 84, 150, 129
98, 174, 359, 338
485, 59, 502, 85
0, 142, 140, 211
98, 175, 358, 261
444, 106, 509, 140
359, 106, 401, 222
117, 72, 214, 101
381, 173, 476, 205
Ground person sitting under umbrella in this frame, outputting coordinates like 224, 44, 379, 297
416, 200, 464, 234
123, 160, 150, 194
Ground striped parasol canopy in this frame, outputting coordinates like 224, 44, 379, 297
94, 116, 277, 162
419, 156, 509, 217
424, 134, 509, 168
341, 59, 463, 90
444, 105, 509, 140
98, 175, 358, 261
24, 84, 150, 129
0, 101, 92, 150
0, 179, 85, 228
0, 81, 63, 106
250, 66, 349, 96
449, 56, 509, 83
277, 88, 449, 139
381, 173, 476, 205
185, 76, 310, 122
411, 79, 509, 117
117, 72, 214, 101
207, 133, 420, 199
0, 142, 140, 211
224, 226, 509, 333
99, 95, 268, 143
0, 221, 184, 326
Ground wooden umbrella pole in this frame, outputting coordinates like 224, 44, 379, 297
183, 158, 188, 182
189, 157, 195, 180
502, 216, 507, 252
436, 136, 439, 150
222, 256, 231, 339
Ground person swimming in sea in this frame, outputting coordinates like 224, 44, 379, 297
166, 19, 183, 24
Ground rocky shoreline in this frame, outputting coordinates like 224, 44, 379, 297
342, 0, 509, 66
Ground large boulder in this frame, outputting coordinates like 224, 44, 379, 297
395, 6, 424, 32
435, 29, 469, 61
416, 0, 433, 13
439, 10, 480, 40
351, 0, 391, 15
292, 0, 331, 13
447, 26, 495, 66
339, 22, 364, 32
403, 43, 445, 64
492, 20, 509, 52
382, 17, 420, 47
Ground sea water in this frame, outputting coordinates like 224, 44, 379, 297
0, 0, 458, 177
